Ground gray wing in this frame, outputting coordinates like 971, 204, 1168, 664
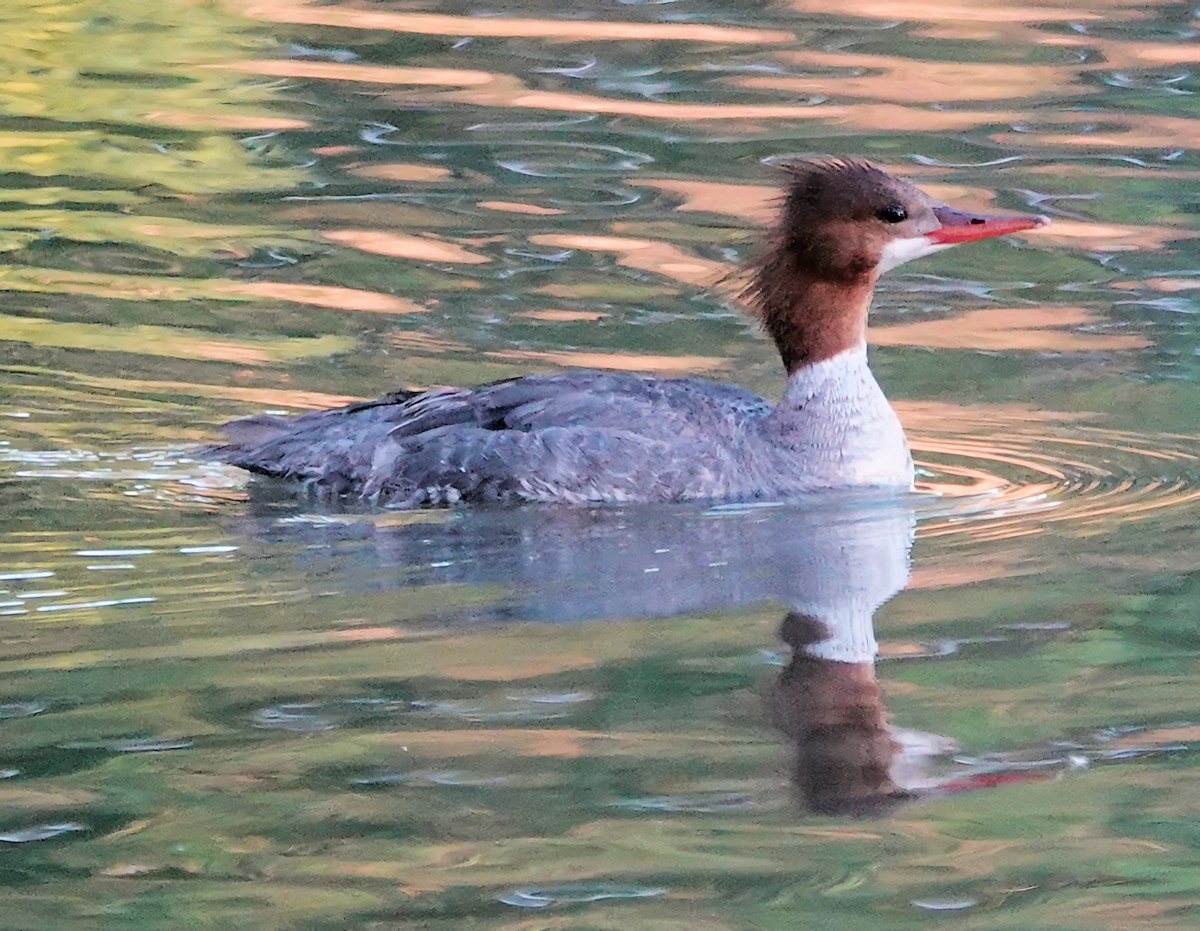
206, 371, 771, 505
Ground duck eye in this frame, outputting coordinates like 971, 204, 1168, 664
877, 203, 908, 224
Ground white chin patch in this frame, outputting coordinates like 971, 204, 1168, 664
877, 235, 954, 273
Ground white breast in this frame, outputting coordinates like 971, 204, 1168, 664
764, 345, 913, 491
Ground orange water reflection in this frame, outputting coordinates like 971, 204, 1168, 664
217, 55, 1032, 129
0, 314, 351, 365
235, 0, 794, 43
0, 266, 420, 314
874, 306, 1149, 352
387, 331, 468, 355
217, 59, 494, 87
217, 57, 839, 121
529, 233, 726, 287
486, 348, 726, 373
787, 0, 1118, 22
350, 163, 453, 183
1029, 219, 1198, 253
512, 308, 607, 322
896, 398, 1084, 428
746, 52, 1088, 103
479, 201, 564, 216
1114, 278, 1200, 295
145, 110, 308, 131
214, 52, 1200, 155
323, 229, 490, 265
85, 376, 362, 411
630, 180, 777, 225
992, 114, 1200, 152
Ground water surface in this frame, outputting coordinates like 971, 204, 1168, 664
2, 0, 1200, 927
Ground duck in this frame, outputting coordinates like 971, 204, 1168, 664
206, 158, 1047, 508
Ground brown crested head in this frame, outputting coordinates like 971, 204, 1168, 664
745, 158, 1048, 373
767, 159, 941, 282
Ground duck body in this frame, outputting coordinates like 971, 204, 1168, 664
208, 159, 1044, 509
211, 344, 910, 508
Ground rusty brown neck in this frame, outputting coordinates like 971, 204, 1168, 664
754, 265, 877, 375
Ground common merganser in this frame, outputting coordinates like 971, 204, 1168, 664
208, 159, 1047, 508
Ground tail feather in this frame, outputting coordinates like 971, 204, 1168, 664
219, 413, 298, 449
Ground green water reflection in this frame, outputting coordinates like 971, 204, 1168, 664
1, 0, 1200, 927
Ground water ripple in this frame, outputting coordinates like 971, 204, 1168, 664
499, 882, 667, 908
0, 822, 86, 844
913, 423, 1200, 537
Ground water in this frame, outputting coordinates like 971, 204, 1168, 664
1, 0, 1199, 926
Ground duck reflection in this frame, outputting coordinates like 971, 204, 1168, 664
239, 493, 939, 815
771, 611, 915, 817
720, 498, 929, 817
